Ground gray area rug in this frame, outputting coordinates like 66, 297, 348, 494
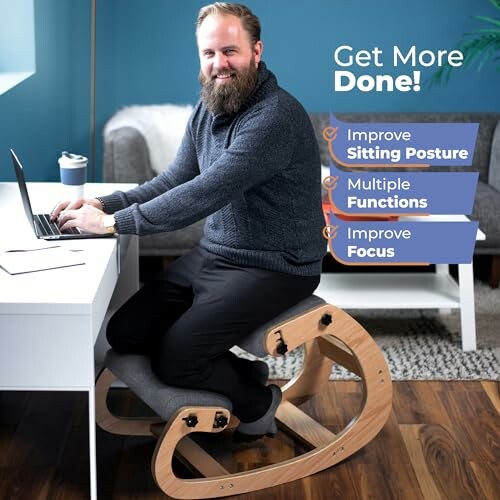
234, 281, 499, 381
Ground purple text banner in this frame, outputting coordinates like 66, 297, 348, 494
326, 213, 478, 264
326, 164, 478, 215
324, 114, 479, 168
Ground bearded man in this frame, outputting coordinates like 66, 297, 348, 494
52, 3, 325, 439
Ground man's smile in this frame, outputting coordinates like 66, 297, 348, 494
214, 72, 235, 82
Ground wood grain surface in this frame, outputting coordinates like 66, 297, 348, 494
0, 380, 498, 499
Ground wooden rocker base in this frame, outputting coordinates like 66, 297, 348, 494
95, 298, 393, 499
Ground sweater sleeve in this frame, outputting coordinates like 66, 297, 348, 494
114, 101, 294, 235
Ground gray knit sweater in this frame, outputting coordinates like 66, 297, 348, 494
99, 62, 325, 276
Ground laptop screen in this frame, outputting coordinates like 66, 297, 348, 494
10, 149, 37, 232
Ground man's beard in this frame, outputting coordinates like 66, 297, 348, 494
199, 63, 258, 115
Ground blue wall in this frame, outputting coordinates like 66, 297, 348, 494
0, 0, 90, 182
1, 0, 499, 182
99, 0, 500, 111
94, 0, 500, 178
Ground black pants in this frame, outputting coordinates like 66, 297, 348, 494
106, 246, 319, 421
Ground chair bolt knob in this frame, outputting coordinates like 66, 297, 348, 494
213, 413, 228, 428
183, 415, 199, 428
276, 340, 288, 355
320, 313, 333, 326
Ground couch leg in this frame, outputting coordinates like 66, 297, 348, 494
489, 255, 500, 288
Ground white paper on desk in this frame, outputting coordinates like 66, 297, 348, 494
0, 237, 57, 253
0, 246, 85, 275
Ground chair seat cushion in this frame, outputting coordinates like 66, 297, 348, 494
104, 350, 233, 421
104, 295, 325, 419
237, 295, 326, 357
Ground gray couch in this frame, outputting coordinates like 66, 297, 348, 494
102, 110, 500, 284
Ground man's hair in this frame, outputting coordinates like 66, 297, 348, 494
196, 3, 261, 45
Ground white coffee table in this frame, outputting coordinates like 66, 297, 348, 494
315, 215, 485, 351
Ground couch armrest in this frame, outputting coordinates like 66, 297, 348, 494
101, 105, 201, 257
488, 121, 500, 193
102, 126, 156, 184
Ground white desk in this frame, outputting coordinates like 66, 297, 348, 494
0, 182, 139, 499
316, 215, 485, 351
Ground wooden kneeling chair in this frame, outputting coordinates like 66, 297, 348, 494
95, 295, 392, 498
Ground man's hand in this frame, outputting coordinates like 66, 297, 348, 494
50, 198, 103, 222
57, 204, 109, 234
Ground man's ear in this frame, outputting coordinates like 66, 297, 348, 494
254, 40, 263, 65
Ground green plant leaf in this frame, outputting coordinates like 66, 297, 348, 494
427, 0, 500, 86
460, 35, 500, 64
466, 28, 500, 35
473, 15, 500, 27
427, 34, 500, 86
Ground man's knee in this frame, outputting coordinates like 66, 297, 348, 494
106, 314, 126, 352
106, 310, 141, 353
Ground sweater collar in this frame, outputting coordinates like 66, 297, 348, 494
246, 61, 277, 107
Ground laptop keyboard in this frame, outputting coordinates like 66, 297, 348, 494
35, 214, 80, 236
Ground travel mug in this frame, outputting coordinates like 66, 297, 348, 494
58, 151, 88, 199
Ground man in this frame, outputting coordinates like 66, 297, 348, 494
52, 2, 325, 439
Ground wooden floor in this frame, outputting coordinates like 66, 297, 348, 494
0, 380, 498, 499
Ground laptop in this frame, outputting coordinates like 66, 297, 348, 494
10, 149, 113, 240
